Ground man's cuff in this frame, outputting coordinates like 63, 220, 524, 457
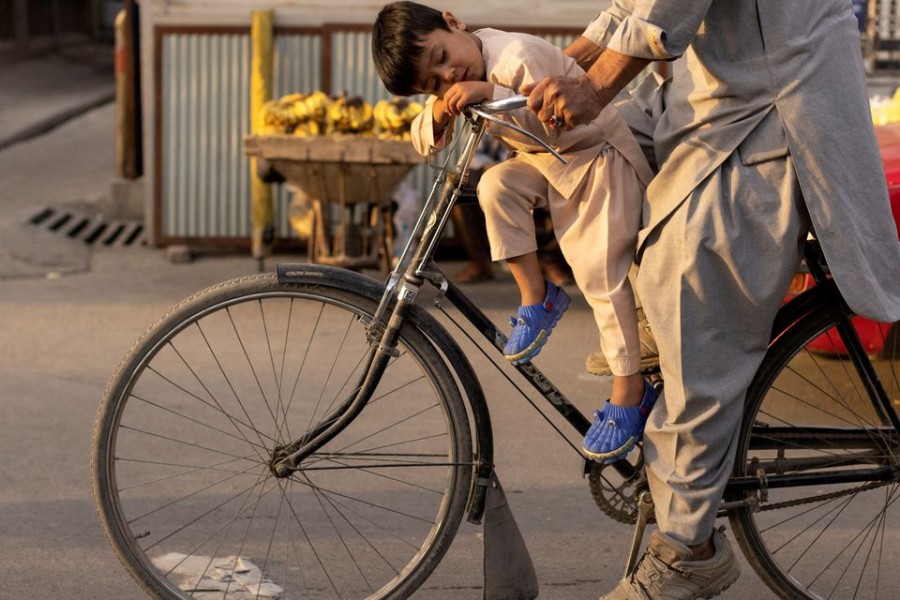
607, 16, 674, 60
582, 10, 623, 48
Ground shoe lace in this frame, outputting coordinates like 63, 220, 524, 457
629, 547, 688, 596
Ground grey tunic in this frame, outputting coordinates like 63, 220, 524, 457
586, 0, 900, 322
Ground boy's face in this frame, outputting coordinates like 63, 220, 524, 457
412, 12, 485, 98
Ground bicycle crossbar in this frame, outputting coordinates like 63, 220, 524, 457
747, 425, 900, 450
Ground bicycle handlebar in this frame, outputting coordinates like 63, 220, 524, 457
467, 95, 568, 165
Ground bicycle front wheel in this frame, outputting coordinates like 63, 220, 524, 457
730, 300, 900, 600
92, 273, 473, 600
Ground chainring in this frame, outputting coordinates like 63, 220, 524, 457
586, 446, 651, 524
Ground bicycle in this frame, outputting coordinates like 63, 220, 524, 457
92, 95, 900, 600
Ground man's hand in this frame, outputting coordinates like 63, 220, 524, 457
523, 76, 609, 129
442, 81, 494, 116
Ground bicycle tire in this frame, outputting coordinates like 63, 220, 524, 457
92, 273, 473, 600
729, 298, 900, 600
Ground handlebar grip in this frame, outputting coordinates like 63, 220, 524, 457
478, 94, 528, 113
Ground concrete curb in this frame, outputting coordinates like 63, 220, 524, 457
0, 91, 114, 152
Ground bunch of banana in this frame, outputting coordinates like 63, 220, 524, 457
257, 93, 311, 134
302, 91, 332, 136
327, 93, 375, 135
373, 97, 424, 140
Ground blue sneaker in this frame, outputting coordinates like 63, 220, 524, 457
583, 381, 657, 463
503, 281, 570, 365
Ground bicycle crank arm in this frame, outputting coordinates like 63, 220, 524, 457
623, 491, 654, 579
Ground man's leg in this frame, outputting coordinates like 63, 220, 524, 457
638, 151, 809, 545
599, 151, 809, 599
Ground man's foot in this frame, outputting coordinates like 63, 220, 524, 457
583, 381, 656, 463
503, 281, 570, 365
454, 261, 494, 283
541, 261, 574, 287
599, 528, 740, 600
586, 307, 658, 376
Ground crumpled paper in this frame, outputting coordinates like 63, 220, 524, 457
152, 552, 284, 599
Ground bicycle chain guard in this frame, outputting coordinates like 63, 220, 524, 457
586, 447, 651, 525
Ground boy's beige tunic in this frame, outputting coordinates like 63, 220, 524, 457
411, 28, 654, 375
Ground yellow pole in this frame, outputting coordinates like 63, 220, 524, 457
250, 10, 274, 266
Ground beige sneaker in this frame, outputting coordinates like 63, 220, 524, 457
586, 307, 659, 376
600, 528, 740, 600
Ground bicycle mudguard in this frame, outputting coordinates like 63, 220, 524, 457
275, 263, 497, 518
770, 278, 843, 345
482, 472, 539, 600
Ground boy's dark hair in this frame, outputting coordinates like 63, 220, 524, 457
372, 1, 449, 96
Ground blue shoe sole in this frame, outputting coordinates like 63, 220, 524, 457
504, 294, 570, 365
583, 437, 637, 463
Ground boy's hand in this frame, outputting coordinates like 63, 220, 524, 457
442, 81, 494, 116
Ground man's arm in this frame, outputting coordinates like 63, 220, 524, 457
525, 47, 649, 127
527, 0, 709, 127
564, 35, 606, 72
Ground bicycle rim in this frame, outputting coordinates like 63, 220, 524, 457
730, 304, 900, 600
92, 274, 473, 600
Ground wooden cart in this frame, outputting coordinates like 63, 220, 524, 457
244, 134, 425, 271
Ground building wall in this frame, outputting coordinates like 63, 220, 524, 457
140, 0, 609, 245
142, 0, 605, 28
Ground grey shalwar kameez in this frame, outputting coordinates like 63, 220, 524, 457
584, 0, 900, 545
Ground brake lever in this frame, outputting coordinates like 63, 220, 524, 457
468, 98, 569, 166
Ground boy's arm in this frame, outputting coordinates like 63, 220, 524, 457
410, 96, 454, 155
410, 83, 510, 155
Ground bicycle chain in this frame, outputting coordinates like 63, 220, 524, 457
728, 480, 894, 517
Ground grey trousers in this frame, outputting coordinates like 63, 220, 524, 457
636, 149, 810, 546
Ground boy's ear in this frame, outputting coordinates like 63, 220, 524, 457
442, 11, 466, 31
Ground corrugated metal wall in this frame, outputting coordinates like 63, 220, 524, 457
161, 32, 253, 239
157, 27, 579, 243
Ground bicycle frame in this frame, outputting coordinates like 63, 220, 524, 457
272, 97, 900, 510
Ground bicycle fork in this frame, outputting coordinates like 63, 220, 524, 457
268, 283, 419, 477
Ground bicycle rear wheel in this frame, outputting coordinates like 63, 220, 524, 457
730, 299, 900, 600
92, 273, 473, 599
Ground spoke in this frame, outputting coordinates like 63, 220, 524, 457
277, 479, 344, 598
277, 298, 295, 442
283, 302, 325, 424
303, 309, 358, 439
145, 362, 274, 458
145, 470, 279, 552
194, 321, 272, 455
299, 471, 377, 593
225, 306, 282, 441
258, 298, 290, 447
118, 423, 254, 462
293, 479, 436, 525
164, 467, 272, 587
117, 454, 259, 492
305, 454, 453, 495
127, 460, 265, 525
131, 392, 270, 453
290, 475, 422, 552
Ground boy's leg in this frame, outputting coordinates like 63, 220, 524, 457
547, 147, 643, 380
505, 252, 545, 305
477, 159, 569, 364
475, 159, 546, 263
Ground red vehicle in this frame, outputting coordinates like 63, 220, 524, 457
784, 122, 900, 356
